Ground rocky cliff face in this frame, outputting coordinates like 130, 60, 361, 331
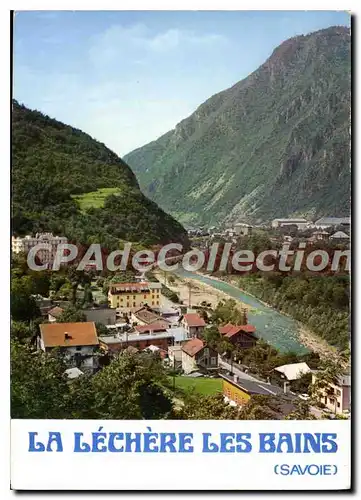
124, 26, 351, 225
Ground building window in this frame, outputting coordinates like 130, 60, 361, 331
204, 348, 209, 356
157, 301, 159, 305
152, 301, 154, 306
127, 302, 129, 308
133, 303, 136, 307
337, 402, 340, 408
211, 357, 217, 366
144, 295, 147, 299
336, 389, 341, 396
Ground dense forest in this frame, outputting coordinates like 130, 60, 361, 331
125, 26, 351, 226
236, 273, 349, 351
12, 100, 188, 248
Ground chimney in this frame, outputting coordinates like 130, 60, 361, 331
233, 374, 238, 384
284, 381, 289, 394
64, 332, 72, 341
266, 376, 271, 385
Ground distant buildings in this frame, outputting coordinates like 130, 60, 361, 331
330, 231, 350, 242
107, 281, 161, 310
309, 230, 330, 242
181, 338, 218, 374
38, 321, 99, 373
314, 217, 351, 229
12, 233, 67, 266
271, 218, 308, 229
234, 223, 253, 237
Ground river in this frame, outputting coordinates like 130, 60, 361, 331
175, 269, 309, 355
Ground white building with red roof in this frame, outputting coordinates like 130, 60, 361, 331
181, 338, 218, 374
181, 312, 206, 338
38, 321, 99, 373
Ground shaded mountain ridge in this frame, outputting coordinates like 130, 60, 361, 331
12, 101, 188, 248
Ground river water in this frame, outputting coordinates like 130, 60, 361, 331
175, 269, 309, 355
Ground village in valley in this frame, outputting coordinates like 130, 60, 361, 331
11, 214, 351, 420
10, 13, 352, 423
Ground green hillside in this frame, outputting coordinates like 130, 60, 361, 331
124, 26, 351, 226
12, 101, 188, 248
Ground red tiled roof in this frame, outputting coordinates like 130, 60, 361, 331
40, 322, 99, 348
133, 308, 169, 325
48, 306, 64, 318
239, 324, 256, 333
183, 313, 206, 328
219, 323, 256, 338
135, 322, 169, 334
181, 338, 204, 357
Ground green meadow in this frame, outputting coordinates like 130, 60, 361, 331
72, 187, 120, 211
170, 376, 222, 395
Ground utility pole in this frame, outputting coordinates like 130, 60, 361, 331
173, 355, 176, 392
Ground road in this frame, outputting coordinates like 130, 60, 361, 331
219, 358, 261, 382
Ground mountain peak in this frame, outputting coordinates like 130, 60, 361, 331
124, 26, 351, 226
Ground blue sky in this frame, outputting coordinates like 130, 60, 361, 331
13, 10, 350, 156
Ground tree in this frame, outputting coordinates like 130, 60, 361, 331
285, 400, 317, 420
53, 281, 73, 300
11, 321, 33, 343
199, 308, 209, 322
95, 322, 109, 337
175, 392, 241, 420
49, 273, 67, 294
11, 278, 40, 322
82, 283, 94, 307
210, 299, 247, 325
241, 340, 279, 378
90, 351, 172, 419
238, 395, 280, 420
310, 360, 345, 409
66, 267, 91, 305
290, 372, 312, 394
11, 340, 70, 418
57, 305, 86, 323
202, 326, 222, 349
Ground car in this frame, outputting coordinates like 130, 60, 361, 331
298, 393, 310, 401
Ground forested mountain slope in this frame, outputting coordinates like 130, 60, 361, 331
12, 101, 188, 248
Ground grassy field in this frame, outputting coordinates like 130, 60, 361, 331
72, 187, 120, 211
170, 376, 222, 395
